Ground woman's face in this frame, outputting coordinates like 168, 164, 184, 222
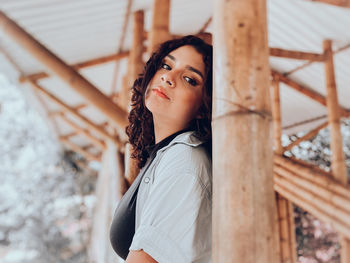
145, 45, 205, 130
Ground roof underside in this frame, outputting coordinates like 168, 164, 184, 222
0, 0, 349, 156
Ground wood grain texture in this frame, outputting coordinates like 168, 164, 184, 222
213, 0, 279, 261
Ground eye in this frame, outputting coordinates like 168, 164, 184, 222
184, 76, 198, 86
161, 63, 171, 70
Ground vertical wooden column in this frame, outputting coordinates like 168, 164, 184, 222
124, 10, 145, 185
323, 40, 347, 184
323, 39, 349, 263
272, 76, 283, 155
212, 0, 279, 262
271, 76, 297, 263
119, 10, 144, 111
147, 0, 171, 54
130, 10, 144, 83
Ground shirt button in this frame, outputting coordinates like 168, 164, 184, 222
144, 177, 150, 183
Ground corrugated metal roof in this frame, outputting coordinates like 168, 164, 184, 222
0, 0, 349, 155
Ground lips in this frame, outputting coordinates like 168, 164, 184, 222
152, 87, 170, 100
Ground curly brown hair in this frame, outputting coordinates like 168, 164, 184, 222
126, 35, 213, 168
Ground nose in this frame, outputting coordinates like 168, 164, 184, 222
161, 72, 175, 88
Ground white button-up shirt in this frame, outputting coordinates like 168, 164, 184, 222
129, 131, 212, 263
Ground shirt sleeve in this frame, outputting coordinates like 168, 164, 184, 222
129, 150, 212, 263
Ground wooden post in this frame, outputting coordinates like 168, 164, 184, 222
323, 39, 349, 263
148, 0, 171, 54
0, 11, 128, 129
271, 76, 283, 155
271, 76, 297, 263
323, 40, 347, 184
212, 0, 279, 262
124, 10, 145, 185
130, 10, 145, 83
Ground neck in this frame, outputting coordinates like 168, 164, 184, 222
153, 116, 189, 144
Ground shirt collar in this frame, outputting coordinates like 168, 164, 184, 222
145, 128, 194, 157
157, 131, 205, 154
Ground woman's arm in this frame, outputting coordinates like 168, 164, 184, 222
126, 249, 158, 263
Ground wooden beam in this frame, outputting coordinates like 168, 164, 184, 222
129, 10, 144, 83
61, 132, 78, 139
198, 17, 212, 33
324, 39, 350, 263
274, 156, 350, 241
213, 0, 279, 262
0, 11, 128, 129
82, 144, 95, 151
272, 70, 350, 118
271, 76, 296, 263
119, 10, 145, 111
323, 39, 347, 184
30, 80, 124, 149
19, 51, 130, 83
309, 0, 350, 7
285, 42, 350, 77
274, 172, 350, 238
270, 47, 325, 61
74, 104, 88, 111
284, 121, 328, 151
271, 76, 283, 154
148, 0, 171, 54
275, 155, 350, 198
123, 10, 144, 186
60, 136, 101, 162
57, 113, 106, 150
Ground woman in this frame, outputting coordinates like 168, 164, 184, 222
110, 35, 213, 263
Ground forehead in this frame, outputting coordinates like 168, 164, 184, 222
167, 45, 205, 74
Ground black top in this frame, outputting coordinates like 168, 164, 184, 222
109, 129, 192, 260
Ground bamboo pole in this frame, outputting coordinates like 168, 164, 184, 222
274, 155, 350, 199
74, 104, 88, 111
284, 121, 328, 151
123, 10, 145, 186
310, 0, 350, 8
271, 76, 283, 155
285, 43, 350, 77
271, 75, 296, 263
274, 181, 350, 239
323, 39, 349, 263
20, 51, 130, 83
57, 113, 106, 150
269, 48, 325, 61
275, 164, 350, 215
212, 0, 279, 261
0, 11, 128, 129
30, 80, 123, 149
272, 70, 350, 118
274, 173, 350, 230
60, 136, 101, 162
61, 132, 78, 139
323, 40, 348, 184
130, 10, 144, 84
148, 0, 171, 54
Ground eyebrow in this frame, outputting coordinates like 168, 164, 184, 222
166, 54, 204, 80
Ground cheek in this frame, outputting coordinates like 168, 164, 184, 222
179, 90, 203, 112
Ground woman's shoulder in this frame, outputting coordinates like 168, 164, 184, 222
158, 132, 211, 170
154, 132, 212, 196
